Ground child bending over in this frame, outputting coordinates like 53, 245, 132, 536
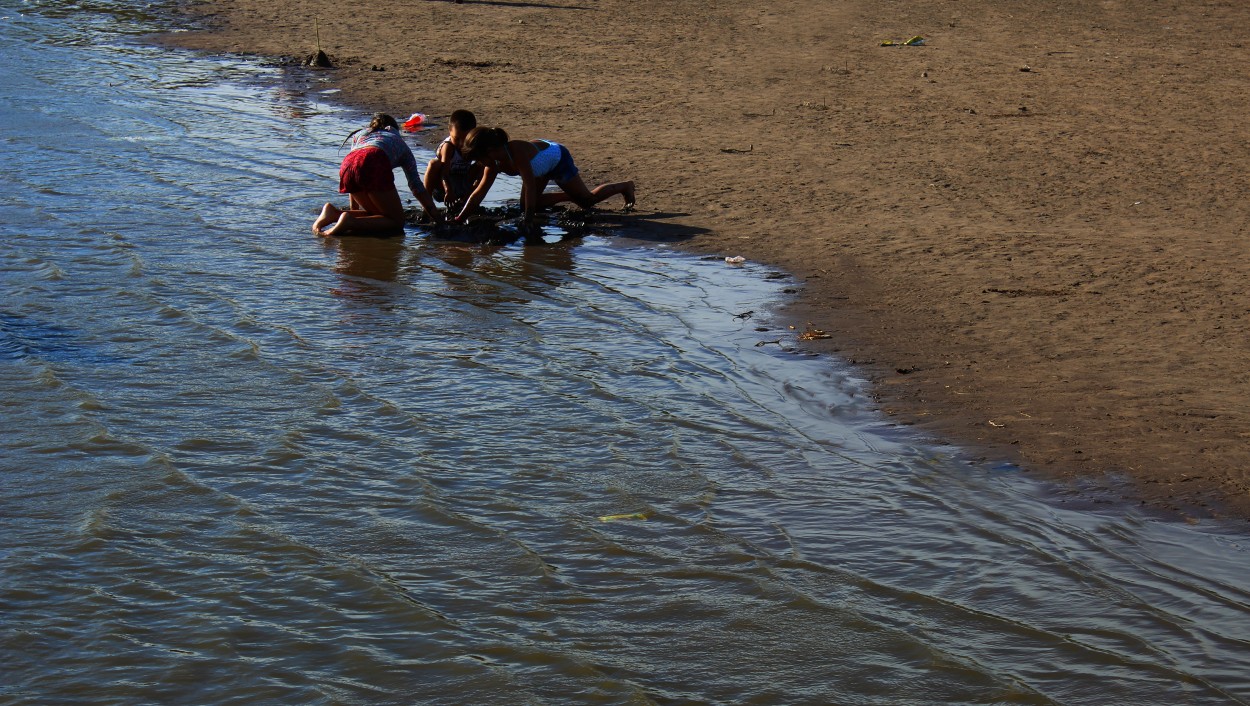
313, 113, 441, 236
422, 109, 484, 215
455, 127, 634, 224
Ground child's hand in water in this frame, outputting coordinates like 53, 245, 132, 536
517, 219, 543, 239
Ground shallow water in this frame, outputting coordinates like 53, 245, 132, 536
2, 2, 1249, 704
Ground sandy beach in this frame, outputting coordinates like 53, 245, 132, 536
163, 0, 1250, 520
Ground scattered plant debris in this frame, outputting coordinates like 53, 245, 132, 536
797, 323, 832, 341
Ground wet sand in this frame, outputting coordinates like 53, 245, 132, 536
163, 0, 1250, 520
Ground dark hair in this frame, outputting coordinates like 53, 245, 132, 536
342, 112, 399, 148
463, 126, 508, 161
449, 109, 477, 132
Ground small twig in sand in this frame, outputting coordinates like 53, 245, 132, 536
720, 144, 754, 154
306, 16, 333, 67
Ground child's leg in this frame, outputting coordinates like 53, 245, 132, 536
554, 175, 636, 209
537, 192, 572, 207
423, 158, 447, 202
313, 202, 344, 234
322, 188, 406, 236
529, 178, 567, 208
361, 188, 406, 221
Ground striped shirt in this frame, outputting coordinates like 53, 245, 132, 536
350, 128, 426, 196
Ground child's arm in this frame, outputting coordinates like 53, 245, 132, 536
518, 171, 539, 222
412, 185, 443, 223
511, 143, 540, 222
395, 142, 443, 223
455, 167, 498, 222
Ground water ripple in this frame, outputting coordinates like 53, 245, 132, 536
1, 3, 1249, 705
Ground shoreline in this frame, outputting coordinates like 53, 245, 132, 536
161, 0, 1250, 521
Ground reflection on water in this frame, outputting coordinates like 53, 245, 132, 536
2, 2, 1250, 705
324, 233, 580, 308
325, 235, 409, 302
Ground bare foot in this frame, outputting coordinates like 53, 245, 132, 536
320, 212, 352, 237
622, 181, 636, 210
312, 203, 342, 234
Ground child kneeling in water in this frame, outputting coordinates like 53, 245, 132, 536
422, 109, 484, 215
313, 113, 442, 236
455, 127, 635, 224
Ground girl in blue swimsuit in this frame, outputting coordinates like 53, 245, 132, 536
455, 127, 635, 224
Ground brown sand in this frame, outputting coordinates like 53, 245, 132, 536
163, 0, 1250, 520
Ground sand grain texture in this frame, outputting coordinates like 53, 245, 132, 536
165, 0, 1250, 519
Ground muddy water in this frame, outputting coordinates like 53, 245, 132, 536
2, 2, 1249, 704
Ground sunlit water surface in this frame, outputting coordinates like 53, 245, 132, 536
1, 2, 1248, 704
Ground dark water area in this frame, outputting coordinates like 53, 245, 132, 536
2, 2, 1249, 704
